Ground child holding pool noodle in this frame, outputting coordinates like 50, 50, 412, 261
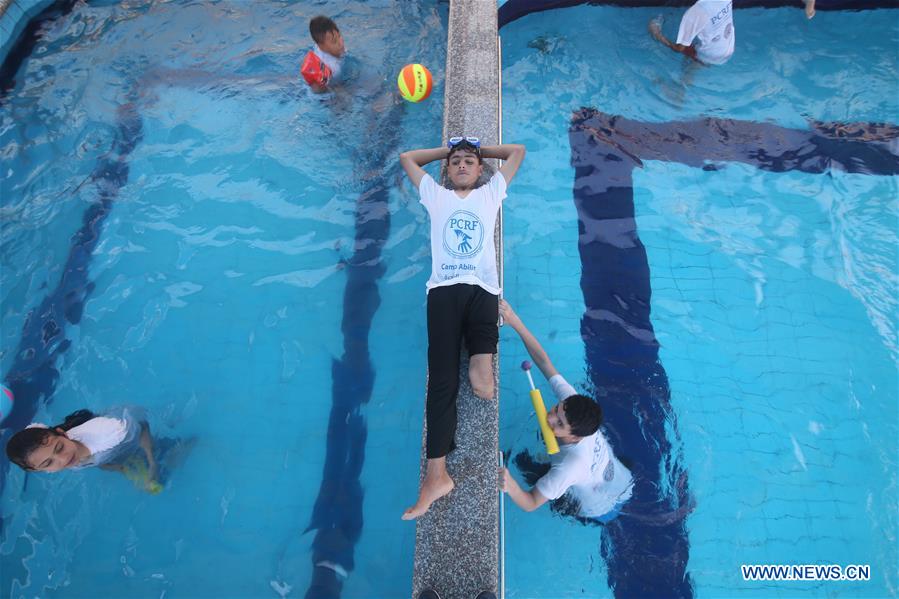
500, 299, 633, 523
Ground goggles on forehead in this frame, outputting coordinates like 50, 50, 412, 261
447, 136, 481, 149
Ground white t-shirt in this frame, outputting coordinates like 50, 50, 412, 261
313, 44, 344, 80
419, 172, 506, 295
535, 374, 633, 518
68, 406, 145, 469
677, 0, 735, 65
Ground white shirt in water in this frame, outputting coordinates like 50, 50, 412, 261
66, 406, 145, 469
67, 417, 128, 467
535, 375, 634, 518
418, 171, 506, 296
677, 0, 735, 65
313, 44, 344, 80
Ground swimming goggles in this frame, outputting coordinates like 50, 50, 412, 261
447, 136, 480, 149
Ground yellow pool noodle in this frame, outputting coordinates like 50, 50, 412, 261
529, 388, 560, 455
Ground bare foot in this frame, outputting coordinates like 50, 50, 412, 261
402, 472, 455, 520
804, 0, 816, 19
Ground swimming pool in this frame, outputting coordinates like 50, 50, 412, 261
1, 1, 447, 596
499, 4, 897, 598
2, 1, 897, 598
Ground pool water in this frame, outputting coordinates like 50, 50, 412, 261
1, 1, 447, 596
499, 4, 897, 598
2, 1, 897, 598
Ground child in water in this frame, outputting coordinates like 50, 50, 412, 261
300, 16, 347, 92
6, 406, 162, 493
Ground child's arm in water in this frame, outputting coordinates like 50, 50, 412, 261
648, 18, 698, 61
501, 467, 549, 512
480, 144, 526, 185
399, 146, 450, 188
139, 422, 159, 484
500, 299, 559, 382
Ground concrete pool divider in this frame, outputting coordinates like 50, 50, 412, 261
411, 1, 503, 598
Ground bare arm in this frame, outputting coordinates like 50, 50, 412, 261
501, 468, 549, 512
399, 146, 449, 188
480, 144, 526, 185
499, 299, 559, 381
139, 422, 158, 481
648, 19, 698, 61
804, 0, 816, 18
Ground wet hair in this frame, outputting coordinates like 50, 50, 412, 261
447, 141, 483, 164
562, 395, 603, 438
5, 409, 95, 470
309, 16, 339, 45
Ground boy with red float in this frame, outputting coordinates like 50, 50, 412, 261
300, 16, 346, 92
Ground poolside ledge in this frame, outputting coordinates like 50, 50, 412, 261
411, 1, 502, 598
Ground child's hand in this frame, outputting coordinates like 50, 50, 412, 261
499, 467, 517, 493
499, 299, 521, 328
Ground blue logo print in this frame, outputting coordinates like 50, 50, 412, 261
442, 210, 484, 258
455, 229, 473, 253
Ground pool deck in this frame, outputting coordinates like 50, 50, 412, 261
411, 1, 503, 598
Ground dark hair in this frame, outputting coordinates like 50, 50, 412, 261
447, 141, 483, 164
309, 16, 339, 45
5, 409, 95, 470
562, 395, 602, 438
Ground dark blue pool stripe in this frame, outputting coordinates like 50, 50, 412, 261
1, 103, 142, 502
567, 108, 897, 597
569, 109, 694, 598
500, 0, 899, 28
572, 109, 899, 176
302, 102, 404, 598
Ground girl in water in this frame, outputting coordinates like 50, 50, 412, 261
5, 406, 161, 492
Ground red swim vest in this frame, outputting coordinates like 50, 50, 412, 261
300, 50, 332, 88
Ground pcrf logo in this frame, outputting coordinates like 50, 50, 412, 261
711, 2, 731, 25
443, 210, 484, 258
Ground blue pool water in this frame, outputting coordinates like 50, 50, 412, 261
1, 1, 446, 596
499, 4, 897, 598
1, 1, 897, 598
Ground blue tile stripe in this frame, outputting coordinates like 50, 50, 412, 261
0, 103, 143, 512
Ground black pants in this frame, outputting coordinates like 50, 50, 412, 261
425, 284, 499, 459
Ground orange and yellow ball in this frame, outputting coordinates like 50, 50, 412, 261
397, 64, 433, 103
